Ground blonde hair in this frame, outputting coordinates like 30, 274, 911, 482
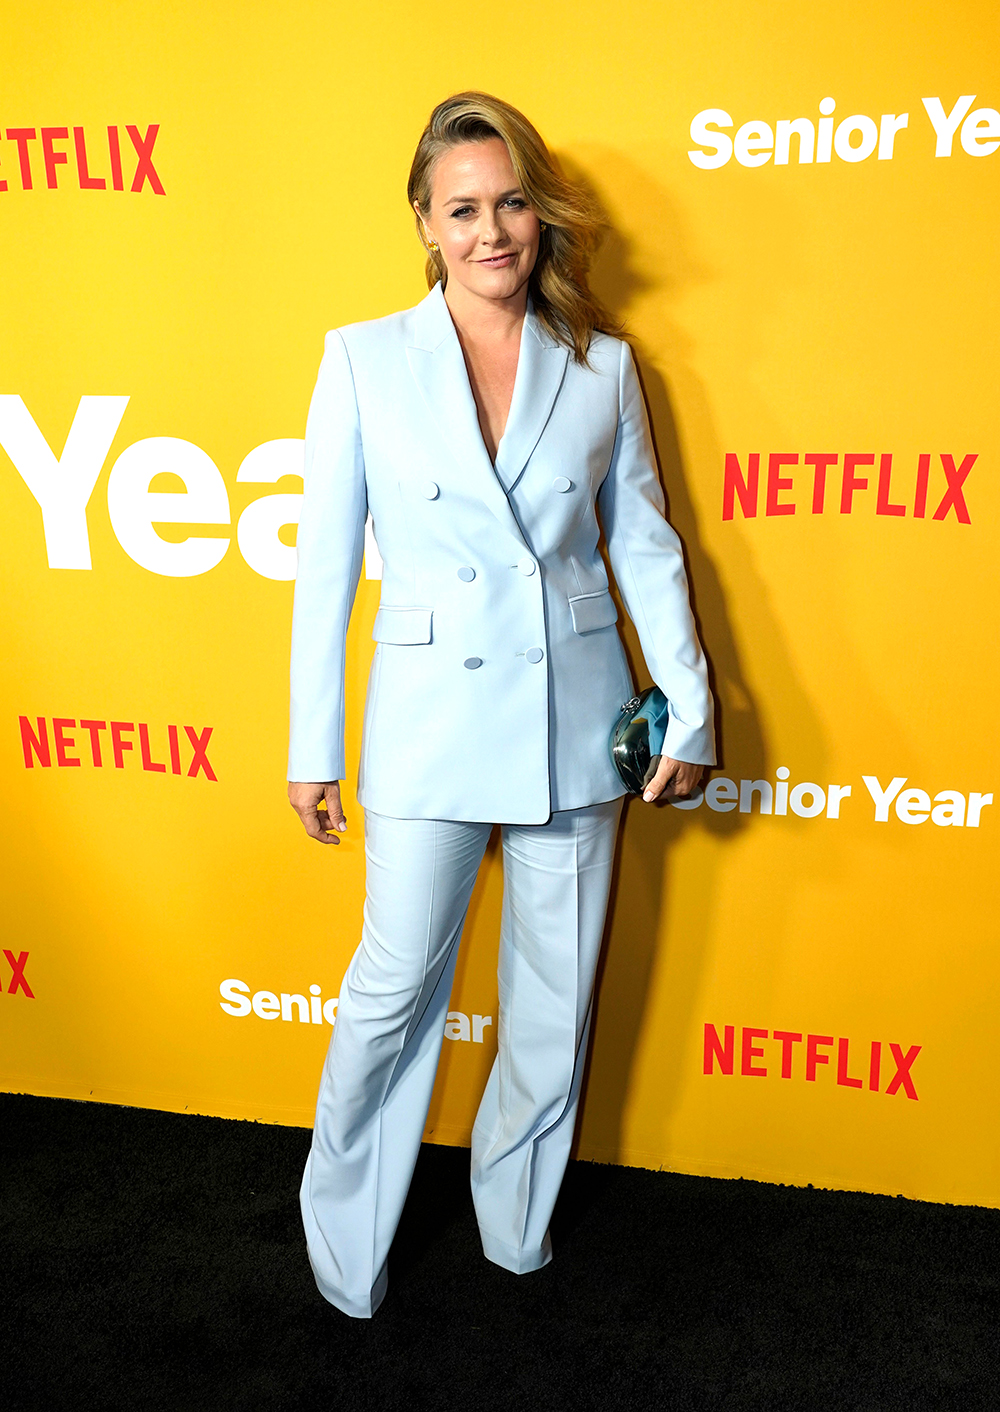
407, 92, 620, 365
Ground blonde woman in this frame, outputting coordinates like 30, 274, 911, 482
287, 92, 715, 1318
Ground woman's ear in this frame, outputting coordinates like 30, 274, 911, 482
415, 203, 438, 252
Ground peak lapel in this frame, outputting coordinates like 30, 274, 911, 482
495, 306, 569, 493
405, 285, 527, 547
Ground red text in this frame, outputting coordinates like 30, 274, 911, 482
18, 715, 216, 780
703, 1023, 921, 1099
0, 125, 164, 194
722, 451, 975, 523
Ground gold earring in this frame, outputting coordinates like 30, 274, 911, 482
429, 240, 439, 252
539, 221, 547, 230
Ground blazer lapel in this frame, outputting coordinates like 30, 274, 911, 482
495, 302, 569, 493
405, 284, 527, 548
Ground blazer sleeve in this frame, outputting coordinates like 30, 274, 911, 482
598, 341, 717, 766
287, 330, 367, 782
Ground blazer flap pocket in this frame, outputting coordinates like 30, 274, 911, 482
569, 590, 618, 634
372, 606, 433, 645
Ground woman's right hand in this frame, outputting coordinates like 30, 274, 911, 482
288, 781, 347, 845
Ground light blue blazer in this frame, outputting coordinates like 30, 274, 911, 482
288, 282, 715, 824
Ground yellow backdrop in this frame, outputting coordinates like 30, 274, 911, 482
2, 0, 997, 1209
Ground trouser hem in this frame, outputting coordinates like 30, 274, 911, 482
479, 1228, 553, 1274
311, 1259, 388, 1319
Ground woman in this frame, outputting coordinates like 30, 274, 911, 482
287, 92, 715, 1318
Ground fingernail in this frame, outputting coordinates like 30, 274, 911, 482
642, 790, 654, 802
337, 821, 347, 831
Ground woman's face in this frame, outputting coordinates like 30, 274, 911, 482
417, 138, 541, 308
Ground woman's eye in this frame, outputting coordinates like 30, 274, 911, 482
504, 198, 527, 209
449, 206, 474, 219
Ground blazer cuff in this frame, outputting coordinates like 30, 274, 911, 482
286, 748, 345, 783
662, 720, 717, 768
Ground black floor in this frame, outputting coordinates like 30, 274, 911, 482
2, 1094, 999, 1411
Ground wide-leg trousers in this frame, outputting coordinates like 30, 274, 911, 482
299, 796, 623, 1318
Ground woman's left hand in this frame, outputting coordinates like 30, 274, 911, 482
642, 756, 703, 804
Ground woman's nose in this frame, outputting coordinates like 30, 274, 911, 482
478, 215, 507, 245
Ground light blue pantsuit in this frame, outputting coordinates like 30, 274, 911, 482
300, 798, 622, 1318
289, 283, 715, 1316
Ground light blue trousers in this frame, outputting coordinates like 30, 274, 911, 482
299, 797, 623, 1318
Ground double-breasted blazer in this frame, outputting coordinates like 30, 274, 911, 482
288, 282, 715, 824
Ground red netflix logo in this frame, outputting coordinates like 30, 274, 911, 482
704, 1023, 921, 1100
722, 452, 975, 523
0, 125, 163, 194
19, 715, 216, 780
2, 950, 33, 999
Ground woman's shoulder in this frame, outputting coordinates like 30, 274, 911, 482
324, 293, 431, 360
589, 327, 625, 351
578, 328, 632, 379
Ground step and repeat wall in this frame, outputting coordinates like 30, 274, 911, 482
2, 1, 997, 1208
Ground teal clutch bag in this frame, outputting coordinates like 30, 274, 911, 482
609, 687, 671, 794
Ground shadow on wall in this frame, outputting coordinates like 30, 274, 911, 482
558, 147, 829, 1167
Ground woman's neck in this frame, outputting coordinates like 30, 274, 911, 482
443, 281, 528, 346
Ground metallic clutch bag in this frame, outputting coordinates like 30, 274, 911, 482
609, 686, 671, 794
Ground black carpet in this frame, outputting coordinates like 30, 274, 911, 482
2, 1094, 999, 1411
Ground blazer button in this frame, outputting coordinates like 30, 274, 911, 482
463, 657, 483, 669
517, 556, 536, 576
421, 481, 440, 500
525, 647, 544, 664
457, 566, 476, 582
552, 476, 572, 492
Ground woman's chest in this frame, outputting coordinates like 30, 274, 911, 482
461, 340, 520, 463
357, 352, 619, 495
